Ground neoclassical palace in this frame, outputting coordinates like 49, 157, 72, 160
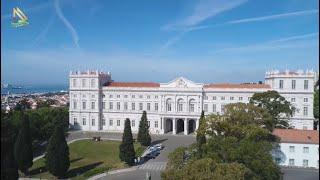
69, 70, 317, 135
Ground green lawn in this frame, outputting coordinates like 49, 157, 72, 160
27, 140, 145, 180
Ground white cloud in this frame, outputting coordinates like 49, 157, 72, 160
163, 0, 248, 31
54, 0, 80, 48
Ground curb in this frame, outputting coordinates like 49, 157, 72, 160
87, 167, 138, 180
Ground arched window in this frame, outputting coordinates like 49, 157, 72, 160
189, 99, 195, 112
166, 98, 173, 112
177, 98, 184, 112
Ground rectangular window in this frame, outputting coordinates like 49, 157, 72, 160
155, 121, 158, 128
131, 120, 135, 127
303, 107, 308, 116
73, 117, 77, 125
289, 159, 295, 166
279, 80, 284, 89
102, 102, 105, 109
132, 103, 135, 110
124, 95, 128, 98
221, 96, 225, 100
91, 102, 95, 109
124, 102, 128, 110
239, 97, 243, 101
109, 102, 113, 110
102, 94, 105, 98
155, 95, 158, 99
204, 96, 208, 100
155, 103, 158, 111
291, 98, 295, 102
139, 95, 143, 99
190, 104, 194, 112
213, 104, 216, 112
82, 118, 86, 125
204, 104, 208, 112
82, 79, 87, 87
132, 95, 135, 98
92, 119, 95, 126
289, 146, 295, 152
304, 98, 308, 102
117, 120, 120, 126
117, 102, 120, 110
292, 80, 296, 89
117, 95, 120, 98
147, 95, 150, 99
303, 147, 309, 153
102, 118, 105, 126
110, 95, 113, 98
230, 97, 234, 100
147, 103, 151, 111
303, 160, 308, 167
304, 80, 308, 90
221, 105, 225, 113
178, 103, 183, 112
73, 101, 77, 109
82, 101, 86, 110
213, 96, 217, 100
109, 119, 113, 126
139, 103, 143, 110
91, 79, 95, 87
72, 79, 77, 87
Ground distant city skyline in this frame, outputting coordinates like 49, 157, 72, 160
1, 0, 319, 85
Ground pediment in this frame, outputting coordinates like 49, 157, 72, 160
160, 77, 203, 88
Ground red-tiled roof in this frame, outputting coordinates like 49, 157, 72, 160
272, 129, 319, 144
105, 82, 160, 88
203, 83, 271, 89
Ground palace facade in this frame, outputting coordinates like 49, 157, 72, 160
69, 70, 317, 135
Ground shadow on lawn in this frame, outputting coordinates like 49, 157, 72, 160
67, 161, 103, 178
29, 157, 84, 176
151, 138, 168, 146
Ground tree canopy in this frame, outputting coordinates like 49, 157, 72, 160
162, 103, 281, 180
250, 90, 294, 129
45, 124, 70, 178
137, 111, 151, 146
119, 118, 136, 166
13, 112, 33, 174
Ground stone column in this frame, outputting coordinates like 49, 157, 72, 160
184, 119, 188, 135
172, 118, 176, 135
196, 119, 199, 131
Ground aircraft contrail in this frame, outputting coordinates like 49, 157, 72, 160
54, 0, 80, 48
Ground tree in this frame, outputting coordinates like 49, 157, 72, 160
162, 103, 281, 180
196, 111, 206, 157
45, 124, 70, 178
1, 115, 19, 180
137, 111, 151, 146
13, 113, 33, 175
14, 98, 31, 111
119, 118, 136, 166
250, 90, 295, 129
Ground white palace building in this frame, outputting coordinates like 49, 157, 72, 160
69, 69, 317, 135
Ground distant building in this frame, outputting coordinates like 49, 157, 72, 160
69, 69, 317, 134
272, 129, 319, 169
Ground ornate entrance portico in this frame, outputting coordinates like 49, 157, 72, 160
163, 117, 198, 135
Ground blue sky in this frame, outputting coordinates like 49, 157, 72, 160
1, 0, 319, 85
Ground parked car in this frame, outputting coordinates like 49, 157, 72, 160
154, 143, 164, 150
145, 150, 160, 159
